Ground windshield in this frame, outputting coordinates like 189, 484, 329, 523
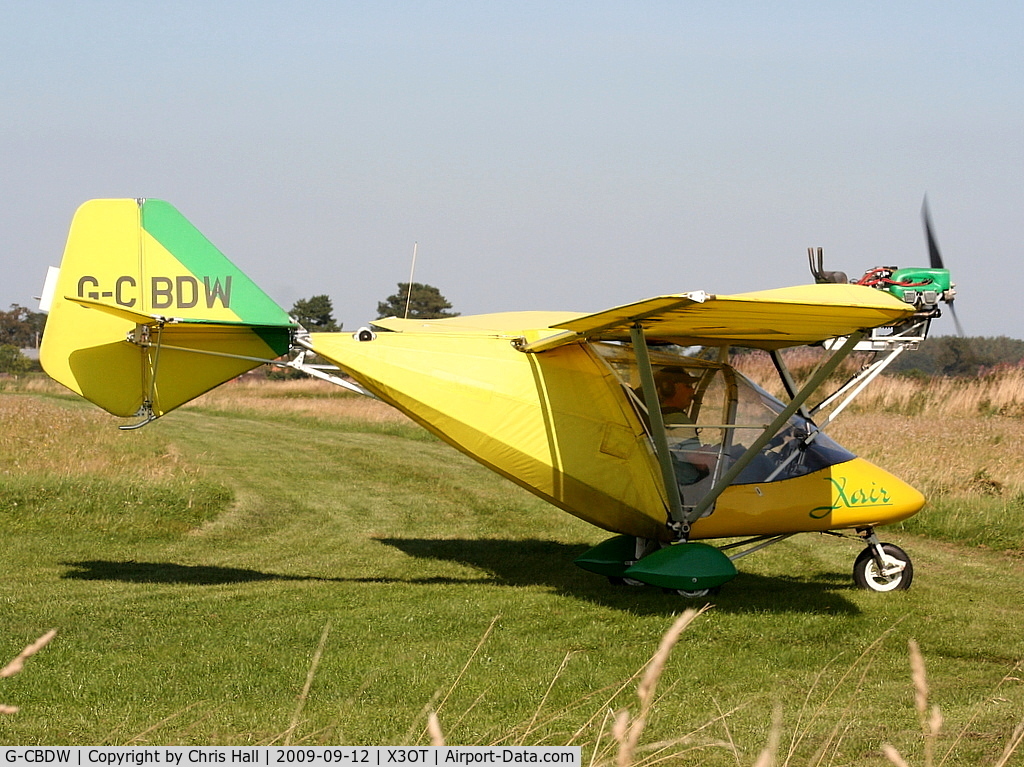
730, 371, 855, 483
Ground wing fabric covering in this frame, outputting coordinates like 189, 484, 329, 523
309, 330, 675, 540
39, 199, 921, 535
537, 284, 917, 350
41, 199, 295, 417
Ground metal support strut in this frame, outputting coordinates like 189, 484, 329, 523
628, 323, 687, 531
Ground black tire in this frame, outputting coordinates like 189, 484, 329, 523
853, 543, 913, 592
663, 586, 722, 598
608, 575, 646, 587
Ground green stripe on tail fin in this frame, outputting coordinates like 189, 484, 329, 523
140, 199, 292, 326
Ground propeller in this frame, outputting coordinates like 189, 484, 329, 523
921, 196, 964, 336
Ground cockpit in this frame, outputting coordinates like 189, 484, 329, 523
591, 341, 856, 514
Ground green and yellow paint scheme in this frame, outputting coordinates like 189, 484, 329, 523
41, 199, 296, 419
308, 315, 924, 544
39, 199, 928, 592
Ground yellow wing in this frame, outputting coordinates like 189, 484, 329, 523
518, 284, 917, 352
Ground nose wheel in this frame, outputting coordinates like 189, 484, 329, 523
853, 541, 913, 592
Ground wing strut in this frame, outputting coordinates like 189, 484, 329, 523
291, 335, 376, 397
628, 324, 686, 525
769, 350, 812, 421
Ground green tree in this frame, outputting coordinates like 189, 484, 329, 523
376, 283, 458, 320
0, 344, 32, 375
887, 335, 1024, 377
0, 304, 46, 348
933, 336, 978, 377
290, 295, 340, 331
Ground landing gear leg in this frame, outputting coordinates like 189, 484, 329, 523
853, 528, 913, 592
607, 537, 660, 587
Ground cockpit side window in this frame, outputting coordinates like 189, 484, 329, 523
589, 343, 730, 511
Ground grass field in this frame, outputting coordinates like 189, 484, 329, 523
2, 377, 1023, 764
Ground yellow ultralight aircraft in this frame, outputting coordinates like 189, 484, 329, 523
39, 198, 958, 596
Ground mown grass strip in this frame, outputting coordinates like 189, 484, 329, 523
2, 388, 1023, 763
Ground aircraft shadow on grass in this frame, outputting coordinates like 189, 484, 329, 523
60, 560, 334, 585
374, 538, 863, 616
61, 539, 862, 616
59, 560, 494, 587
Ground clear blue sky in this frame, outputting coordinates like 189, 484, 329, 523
3, 1, 1021, 338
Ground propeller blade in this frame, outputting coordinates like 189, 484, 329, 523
948, 302, 965, 337
921, 195, 964, 336
921, 195, 944, 269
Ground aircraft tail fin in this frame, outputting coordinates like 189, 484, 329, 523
40, 199, 297, 423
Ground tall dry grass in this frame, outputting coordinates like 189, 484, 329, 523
181, 377, 412, 425
400, 610, 1021, 765
7, 361, 1023, 504
856, 371, 1024, 419
734, 350, 1024, 419
1, 631, 57, 715
883, 639, 1024, 767
0, 378, 407, 481
0, 394, 195, 482
403, 608, 741, 764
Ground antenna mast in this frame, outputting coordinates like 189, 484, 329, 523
403, 242, 418, 319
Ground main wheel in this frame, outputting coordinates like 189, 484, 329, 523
853, 543, 913, 592
663, 586, 722, 598
608, 575, 647, 587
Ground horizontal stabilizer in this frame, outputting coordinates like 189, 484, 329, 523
67, 295, 285, 328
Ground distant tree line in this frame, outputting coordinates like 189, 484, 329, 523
0, 304, 46, 349
286, 283, 460, 333
0, 305, 46, 374
377, 282, 458, 320
0, 283, 464, 376
11, 287, 1015, 381
885, 336, 1024, 377
290, 295, 341, 331
263, 284, 458, 379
